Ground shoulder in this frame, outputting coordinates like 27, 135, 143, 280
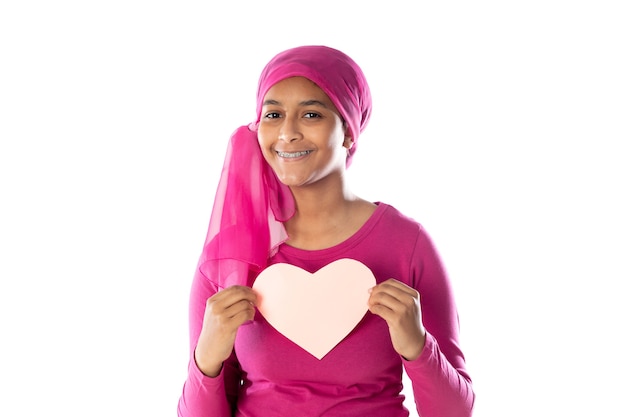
375, 202, 425, 235
361, 202, 432, 256
373, 202, 443, 256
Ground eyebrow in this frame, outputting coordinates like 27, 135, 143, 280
262, 99, 331, 109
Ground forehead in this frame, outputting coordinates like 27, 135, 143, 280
263, 77, 339, 111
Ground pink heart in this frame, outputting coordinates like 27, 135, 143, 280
252, 258, 376, 360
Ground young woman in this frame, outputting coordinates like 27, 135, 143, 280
178, 45, 474, 417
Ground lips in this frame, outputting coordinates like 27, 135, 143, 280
276, 150, 312, 158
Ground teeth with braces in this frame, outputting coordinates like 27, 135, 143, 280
277, 151, 311, 158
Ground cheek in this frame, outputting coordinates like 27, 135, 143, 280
326, 126, 348, 151
256, 128, 270, 149
256, 130, 275, 160
257, 121, 276, 142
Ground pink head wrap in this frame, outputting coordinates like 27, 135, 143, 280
198, 45, 372, 289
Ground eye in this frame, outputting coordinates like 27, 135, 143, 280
263, 111, 281, 119
303, 112, 321, 119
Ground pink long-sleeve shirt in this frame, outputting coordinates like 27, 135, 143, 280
178, 203, 474, 416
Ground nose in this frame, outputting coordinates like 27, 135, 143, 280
278, 116, 302, 142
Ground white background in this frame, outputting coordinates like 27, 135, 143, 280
1, 1, 625, 416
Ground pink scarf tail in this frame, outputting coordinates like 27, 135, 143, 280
197, 125, 294, 289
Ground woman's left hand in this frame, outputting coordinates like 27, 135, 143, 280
367, 278, 426, 361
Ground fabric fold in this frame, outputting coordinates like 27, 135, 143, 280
197, 124, 295, 289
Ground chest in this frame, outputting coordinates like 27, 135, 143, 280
235, 310, 402, 385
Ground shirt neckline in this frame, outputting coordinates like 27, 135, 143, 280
276, 202, 388, 260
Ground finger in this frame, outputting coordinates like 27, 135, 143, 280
224, 298, 257, 321
372, 279, 418, 299
369, 288, 418, 312
211, 286, 257, 310
368, 302, 395, 320
368, 293, 421, 332
368, 281, 421, 321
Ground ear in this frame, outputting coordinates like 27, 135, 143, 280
342, 122, 354, 149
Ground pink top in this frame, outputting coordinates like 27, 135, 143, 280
178, 203, 475, 417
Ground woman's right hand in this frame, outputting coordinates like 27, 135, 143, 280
194, 285, 257, 377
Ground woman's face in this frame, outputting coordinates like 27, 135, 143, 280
257, 76, 351, 188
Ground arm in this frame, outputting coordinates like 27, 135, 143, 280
177, 268, 246, 417
403, 227, 475, 417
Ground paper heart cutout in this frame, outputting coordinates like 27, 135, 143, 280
252, 258, 376, 360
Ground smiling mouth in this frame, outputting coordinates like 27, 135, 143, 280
276, 150, 312, 158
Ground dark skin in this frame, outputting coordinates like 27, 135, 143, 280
194, 77, 426, 377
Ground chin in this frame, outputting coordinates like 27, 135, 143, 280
276, 173, 310, 188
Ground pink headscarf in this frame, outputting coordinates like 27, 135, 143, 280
198, 45, 372, 289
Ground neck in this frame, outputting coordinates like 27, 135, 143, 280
289, 174, 355, 219
283, 175, 376, 250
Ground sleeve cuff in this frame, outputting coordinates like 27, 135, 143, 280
189, 351, 225, 388
401, 332, 437, 370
